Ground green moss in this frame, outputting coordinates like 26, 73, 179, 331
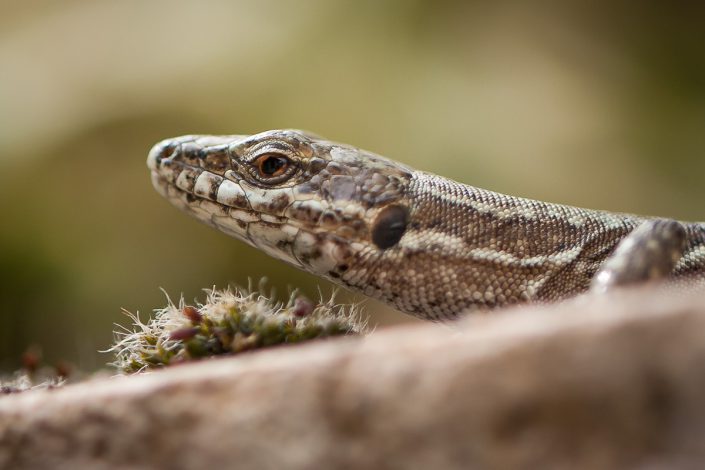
109, 286, 365, 373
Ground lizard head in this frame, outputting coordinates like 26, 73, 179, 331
147, 129, 413, 285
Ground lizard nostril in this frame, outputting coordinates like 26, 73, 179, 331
147, 140, 179, 170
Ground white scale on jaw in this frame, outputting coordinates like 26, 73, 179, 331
175, 167, 201, 193
193, 172, 223, 199
216, 179, 250, 210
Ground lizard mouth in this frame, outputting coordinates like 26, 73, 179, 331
148, 136, 253, 211
147, 137, 349, 271
148, 137, 266, 251
149, 159, 309, 268
147, 135, 375, 280
147, 137, 365, 239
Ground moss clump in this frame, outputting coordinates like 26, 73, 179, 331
109, 285, 365, 373
1, 348, 69, 394
0, 373, 65, 394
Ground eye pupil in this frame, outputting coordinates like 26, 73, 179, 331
262, 156, 285, 174
256, 154, 289, 177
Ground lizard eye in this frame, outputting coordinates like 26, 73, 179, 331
253, 153, 291, 178
243, 140, 300, 185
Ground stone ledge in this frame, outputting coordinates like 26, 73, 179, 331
2, 288, 705, 469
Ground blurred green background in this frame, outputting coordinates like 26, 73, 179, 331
1, 1, 704, 372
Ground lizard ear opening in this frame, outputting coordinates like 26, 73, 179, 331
372, 205, 409, 249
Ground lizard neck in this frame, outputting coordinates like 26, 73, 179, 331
364, 172, 641, 318
407, 171, 640, 258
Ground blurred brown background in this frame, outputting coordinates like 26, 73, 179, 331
1, 1, 704, 372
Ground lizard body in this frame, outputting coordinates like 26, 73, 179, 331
147, 130, 705, 320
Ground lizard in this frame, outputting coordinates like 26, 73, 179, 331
147, 129, 705, 321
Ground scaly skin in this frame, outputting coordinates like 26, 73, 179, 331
147, 130, 705, 320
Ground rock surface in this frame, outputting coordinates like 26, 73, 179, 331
2, 287, 705, 469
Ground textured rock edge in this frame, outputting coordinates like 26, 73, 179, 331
2, 288, 705, 469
